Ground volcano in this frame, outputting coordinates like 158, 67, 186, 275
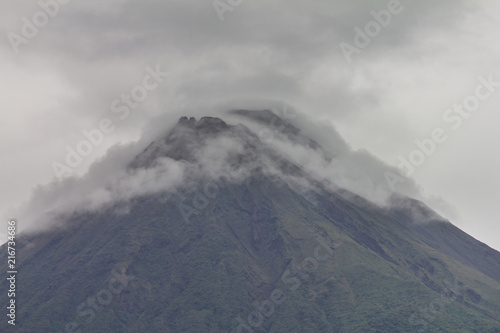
2, 110, 500, 333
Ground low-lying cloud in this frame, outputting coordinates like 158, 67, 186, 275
4, 0, 497, 248
13, 103, 454, 236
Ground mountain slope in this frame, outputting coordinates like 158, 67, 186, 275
1, 112, 500, 333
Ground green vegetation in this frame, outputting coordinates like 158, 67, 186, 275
1, 175, 500, 332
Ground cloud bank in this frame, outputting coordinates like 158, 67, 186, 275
14, 104, 444, 235
2, 0, 500, 249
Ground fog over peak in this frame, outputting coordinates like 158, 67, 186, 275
11, 105, 457, 237
2, 1, 499, 250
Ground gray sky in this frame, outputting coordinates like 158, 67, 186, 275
1, 0, 500, 251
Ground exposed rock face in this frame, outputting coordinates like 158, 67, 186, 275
178, 116, 228, 131
130, 116, 232, 168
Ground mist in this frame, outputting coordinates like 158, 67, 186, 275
9, 102, 459, 239
2, 0, 500, 250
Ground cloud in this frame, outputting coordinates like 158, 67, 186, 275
228, 108, 424, 205
13, 112, 260, 234
2, 0, 500, 251
15, 141, 185, 234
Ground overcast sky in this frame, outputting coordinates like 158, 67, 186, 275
1, 0, 500, 251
